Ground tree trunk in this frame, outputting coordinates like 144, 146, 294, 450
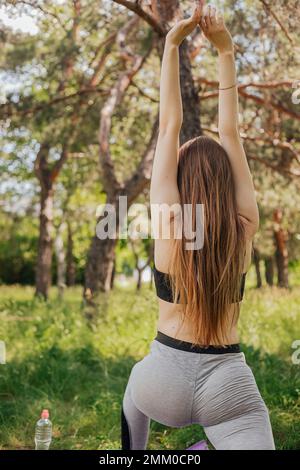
66, 220, 76, 286
253, 247, 262, 288
179, 41, 202, 143
33, 6, 81, 298
149, 240, 154, 290
110, 258, 116, 290
273, 208, 289, 288
83, 2, 202, 307
150, 267, 154, 289
54, 222, 66, 299
136, 269, 142, 290
84, 236, 117, 298
84, 193, 122, 304
153, 0, 202, 143
265, 257, 274, 286
35, 187, 54, 299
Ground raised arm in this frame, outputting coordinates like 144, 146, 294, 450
150, 1, 203, 211
149, 36, 181, 210
201, 6, 259, 235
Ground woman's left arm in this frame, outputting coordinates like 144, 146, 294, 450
200, 5, 259, 234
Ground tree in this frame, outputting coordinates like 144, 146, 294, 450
83, 0, 203, 308
1, 0, 299, 297
1, 1, 118, 297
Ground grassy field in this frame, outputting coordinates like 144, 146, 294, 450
0, 265, 300, 450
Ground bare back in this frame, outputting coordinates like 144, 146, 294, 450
154, 217, 254, 345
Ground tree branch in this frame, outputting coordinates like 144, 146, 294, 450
12, 0, 68, 31
0, 87, 108, 119
99, 19, 154, 194
125, 114, 159, 204
50, 144, 69, 183
248, 154, 299, 177
260, 0, 294, 44
88, 31, 118, 87
202, 126, 300, 177
113, 0, 166, 36
199, 78, 296, 90
116, 15, 140, 61
238, 89, 300, 121
131, 80, 158, 103
198, 78, 300, 121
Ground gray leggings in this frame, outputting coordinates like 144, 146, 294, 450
121, 331, 275, 450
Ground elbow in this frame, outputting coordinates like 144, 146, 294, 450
252, 216, 260, 234
238, 210, 260, 238
250, 217, 260, 239
247, 218, 259, 240
252, 204, 260, 232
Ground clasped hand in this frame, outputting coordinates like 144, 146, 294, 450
166, 1, 234, 54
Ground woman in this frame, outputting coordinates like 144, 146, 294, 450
121, 1, 275, 450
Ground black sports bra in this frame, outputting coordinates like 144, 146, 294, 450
152, 264, 247, 304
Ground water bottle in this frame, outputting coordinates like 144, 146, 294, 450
35, 409, 52, 450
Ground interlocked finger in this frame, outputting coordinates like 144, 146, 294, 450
216, 11, 224, 26
200, 17, 208, 31
210, 7, 217, 25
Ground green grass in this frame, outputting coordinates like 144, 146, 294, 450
0, 265, 300, 450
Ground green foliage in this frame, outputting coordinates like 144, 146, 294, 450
1, 0, 300, 285
0, 209, 38, 284
0, 266, 299, 449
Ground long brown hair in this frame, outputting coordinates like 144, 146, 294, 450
168, 135, 246, 347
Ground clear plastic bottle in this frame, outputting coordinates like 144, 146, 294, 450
35, 409, 52, 450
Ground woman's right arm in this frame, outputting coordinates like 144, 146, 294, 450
150, 1, 203, 211
201, 6, 259, 236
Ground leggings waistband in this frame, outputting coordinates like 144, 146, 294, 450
154, 330, 241, 354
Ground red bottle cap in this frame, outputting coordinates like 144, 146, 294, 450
41, 409, 49, 419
